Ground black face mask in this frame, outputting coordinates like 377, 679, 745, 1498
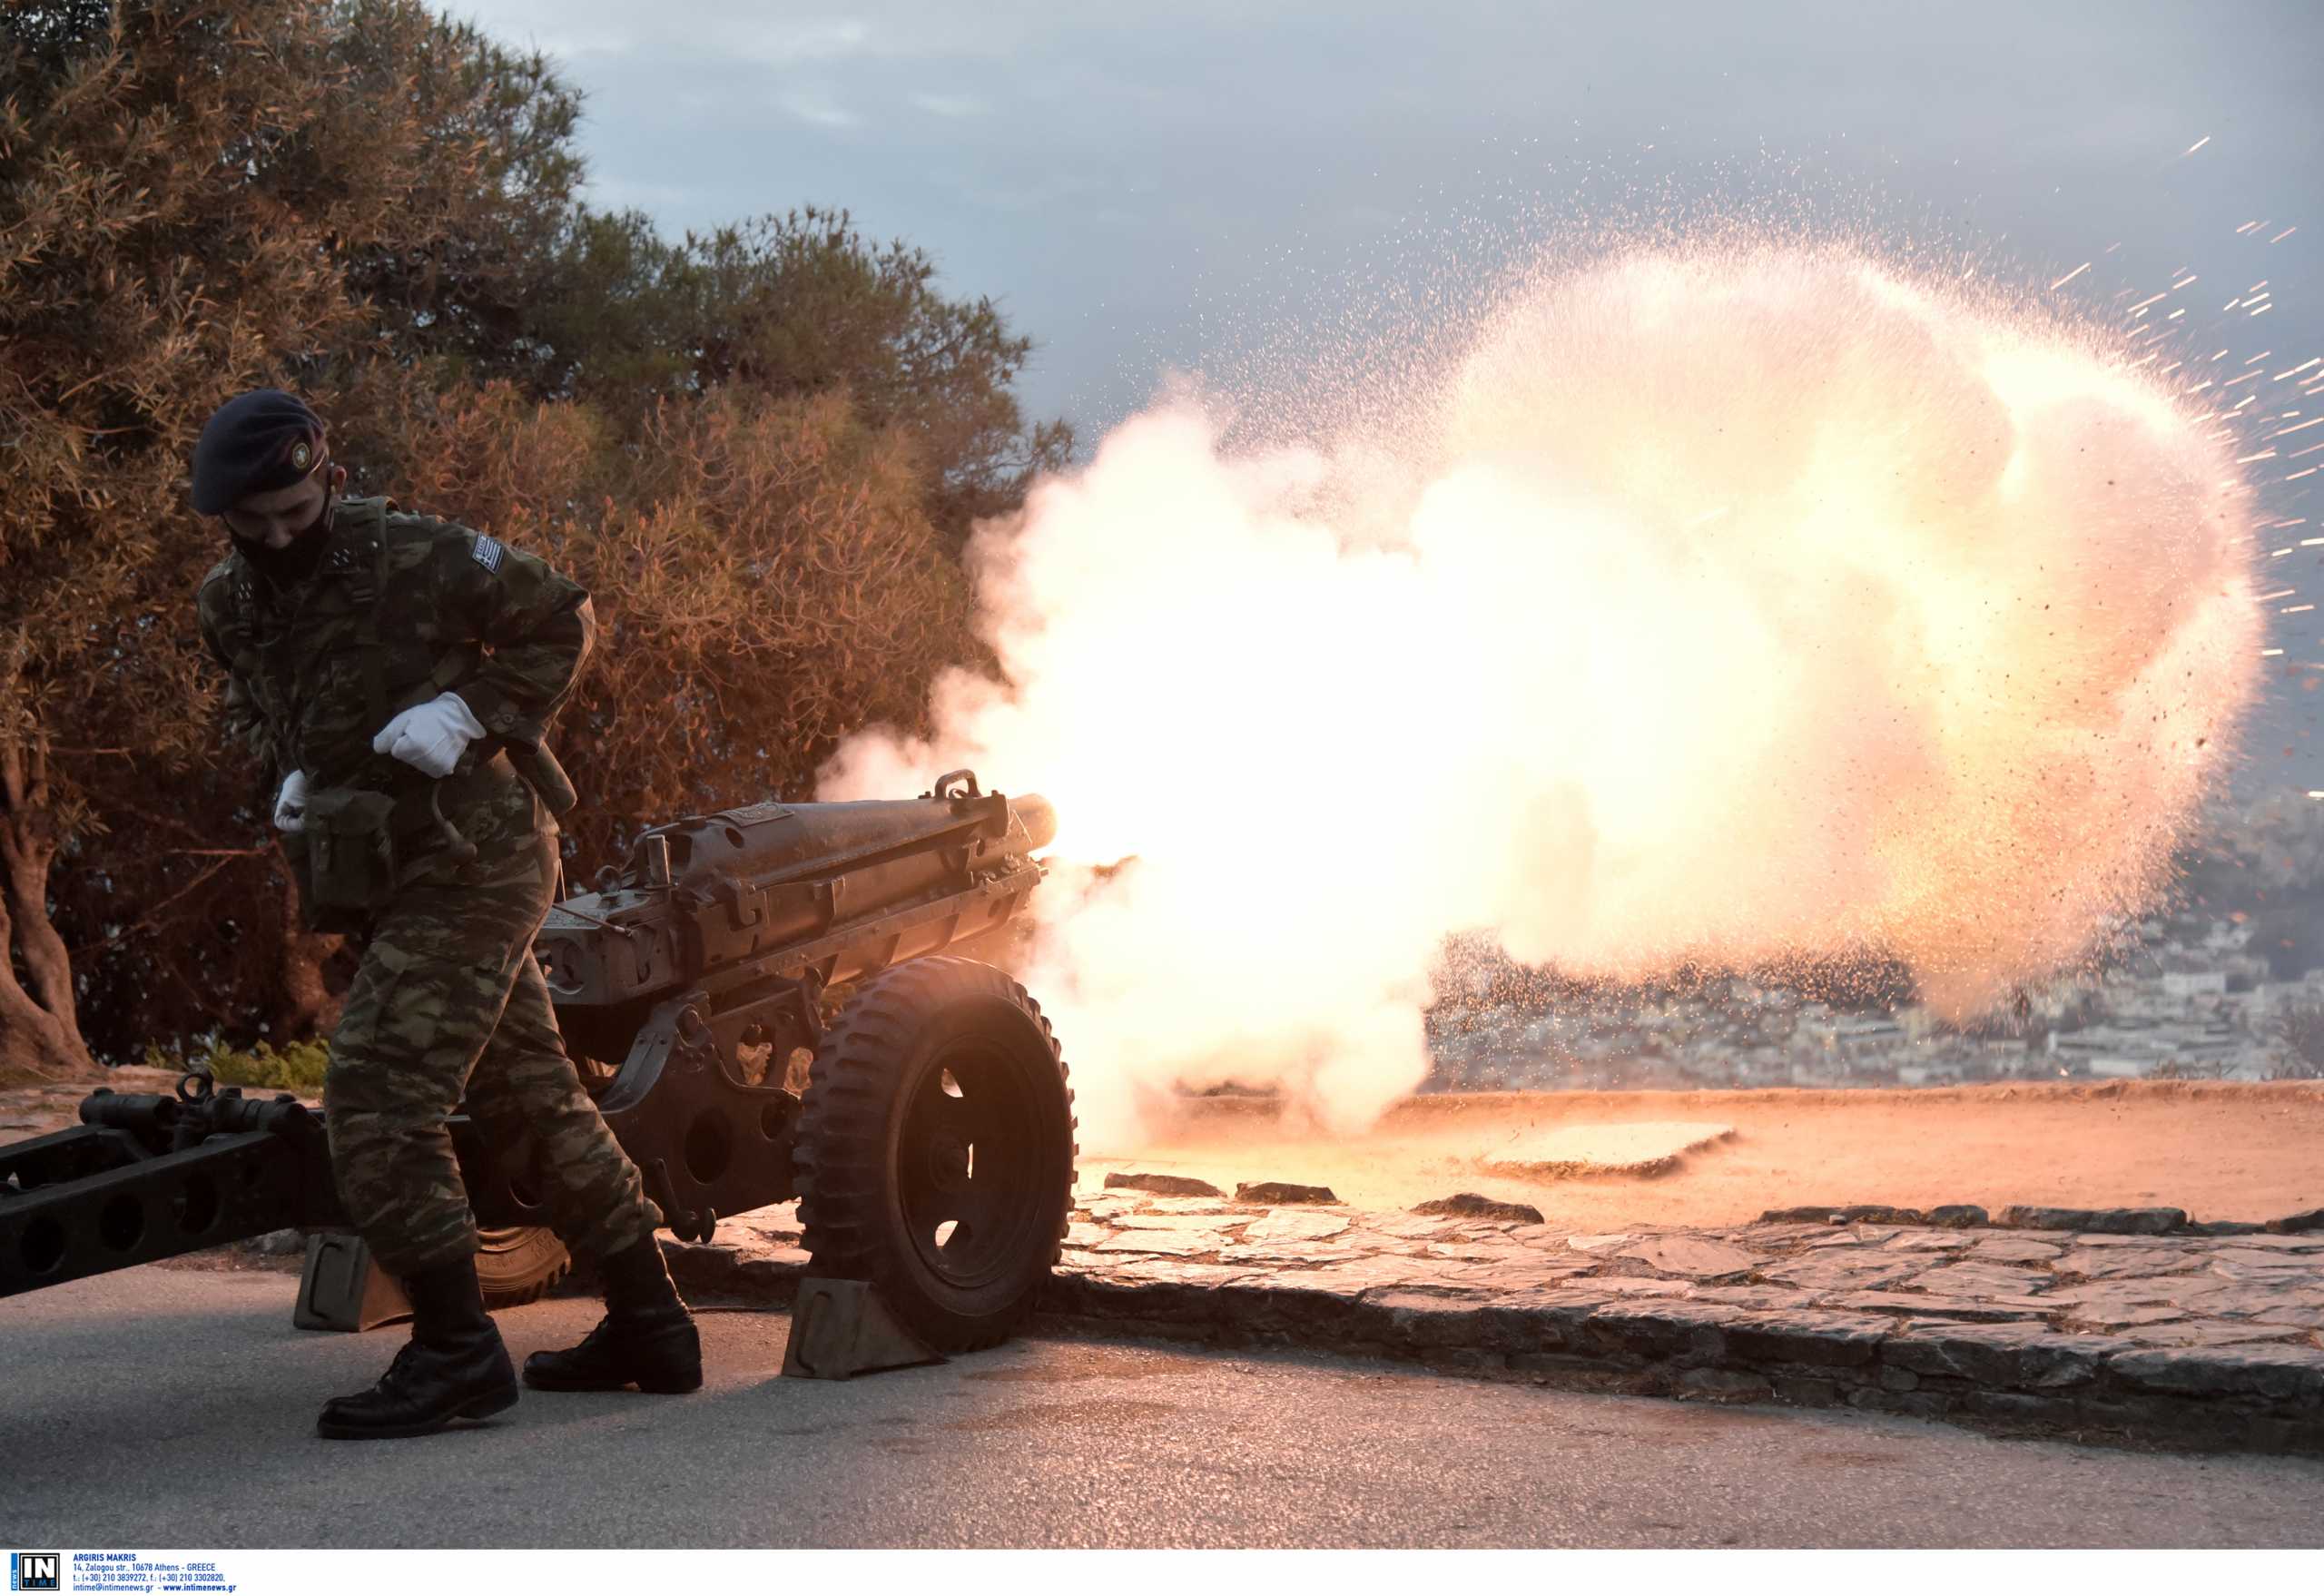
229, 489, 336, 586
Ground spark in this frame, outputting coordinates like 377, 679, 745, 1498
2050, 261, 2092, 291
2183, 135, 2211, 155
2270, 417, 2324, 438
2270, 227, 2299, 243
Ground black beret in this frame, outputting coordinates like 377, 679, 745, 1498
191, 389, 326, 515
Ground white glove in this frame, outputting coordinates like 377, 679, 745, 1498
272, 770, 310, 833
371, 691, 487, 779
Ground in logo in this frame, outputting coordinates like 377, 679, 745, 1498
9, 1553, 59, 1592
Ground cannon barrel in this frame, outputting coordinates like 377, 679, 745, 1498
535, 778, 1053, 1010
1006, 793, 1057, 853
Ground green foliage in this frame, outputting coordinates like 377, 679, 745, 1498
535, 207, 1073, 546
145, 1036, 332, 1092
330, 1, 586, 384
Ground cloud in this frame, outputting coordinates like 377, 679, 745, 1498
736, 17, 873, 67
910, 92, 991, 119
775, 92, 862, 131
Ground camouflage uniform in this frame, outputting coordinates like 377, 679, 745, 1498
197, 496, 662, 1276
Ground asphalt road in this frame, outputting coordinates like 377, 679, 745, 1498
5, 1263, 2321, 1549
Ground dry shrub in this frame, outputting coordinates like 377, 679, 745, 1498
2270, 1003, 2324, 1080
360, 380, 977, 871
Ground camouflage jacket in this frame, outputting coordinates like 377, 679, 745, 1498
196, 496, 595, 841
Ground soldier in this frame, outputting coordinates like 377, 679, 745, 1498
191, 389, 701, 1439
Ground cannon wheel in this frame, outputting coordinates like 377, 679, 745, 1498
475, 1226, 570, 1308
796, 956, 1076, 1352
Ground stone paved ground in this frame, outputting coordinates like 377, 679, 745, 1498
662, 1184, 2324, 1455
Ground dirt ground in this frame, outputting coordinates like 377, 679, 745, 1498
1093, 1080, 2324, 1231
0, 1067, 184, 1136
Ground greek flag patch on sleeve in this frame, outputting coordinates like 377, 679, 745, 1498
471, 534, 505, 572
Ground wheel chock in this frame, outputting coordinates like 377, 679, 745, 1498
292, 1231, 411, 1333
781, 1277, 944, 1379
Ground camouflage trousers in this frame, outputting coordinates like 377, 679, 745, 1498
325, 824, 661, 1276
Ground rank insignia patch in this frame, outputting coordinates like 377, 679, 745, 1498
472, 535, 506, 572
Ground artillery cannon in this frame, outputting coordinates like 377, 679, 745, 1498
0, 771, 1076, 1361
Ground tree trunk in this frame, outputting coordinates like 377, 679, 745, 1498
271, 868, 346, 1040
0, 734, 94, 1080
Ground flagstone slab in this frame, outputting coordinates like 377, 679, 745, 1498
1761, 1251, 1924, 1293
1912, 1262, 2060, 1298
1886, 1231, 1974, 1253
2058, 1246, 2204, 1280
1113, 1212, 1240, 1233
1566, 1233, 1635, 1253
1092, 1230, 1222, 1256
1243, 1209, 1351, 1244
2124, 1320, 2309, 1350
1615, 1235, 1763, 1279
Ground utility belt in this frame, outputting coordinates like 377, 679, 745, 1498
289, 743, 576, 929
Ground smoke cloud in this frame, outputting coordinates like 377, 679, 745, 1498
822, 245, 2262, 1144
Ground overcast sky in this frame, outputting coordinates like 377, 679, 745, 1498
445, 1, 2323, 426
446, 0, 2324, 787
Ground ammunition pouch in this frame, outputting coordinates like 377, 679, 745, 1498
285, 744, 567, 932
300, 786, 401, 915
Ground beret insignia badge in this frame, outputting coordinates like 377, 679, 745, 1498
290, 439, 312, 470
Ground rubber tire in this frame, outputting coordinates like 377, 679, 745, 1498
796, 956, 1077, 1352
475, 1226, 571, 1309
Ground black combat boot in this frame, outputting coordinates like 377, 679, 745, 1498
316, 1256, 519, 1440
523, 1237, 702, 1394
